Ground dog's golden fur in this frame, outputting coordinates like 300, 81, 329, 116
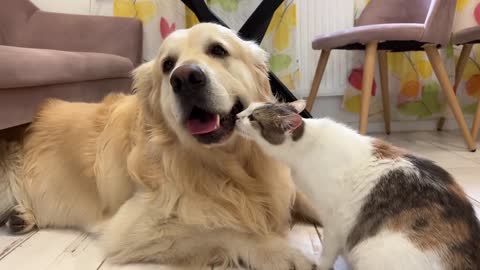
0, 23, 319, 269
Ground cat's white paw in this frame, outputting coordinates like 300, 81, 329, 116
242, 243, 317, 270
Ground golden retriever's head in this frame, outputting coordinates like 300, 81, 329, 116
133, 23, 273, 146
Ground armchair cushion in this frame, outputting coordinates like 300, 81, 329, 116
312, 23, 425, 50
453, 26, 480, 45
0, 45, 133, 89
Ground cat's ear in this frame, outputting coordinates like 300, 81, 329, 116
289, 100, 306, 113
278, 114, 303, 133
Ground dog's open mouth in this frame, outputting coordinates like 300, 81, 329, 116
185, 100, 244, 144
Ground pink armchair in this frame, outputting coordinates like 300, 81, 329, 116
0, 0, 142, 129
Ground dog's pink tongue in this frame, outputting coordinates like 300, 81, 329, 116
187, 114, 220, 135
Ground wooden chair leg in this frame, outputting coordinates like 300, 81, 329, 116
425, 46, 477, 152
378, 50, 391, 135
455, 44, 474, 88
472, 98, 480, 142
437, 44, 474, 131
306, 50, 331, 112
359, 42, 378, 135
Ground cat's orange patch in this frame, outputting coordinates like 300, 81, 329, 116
387, 205, 470, 252
386, 205, 475, 269
371, 139, 406, 160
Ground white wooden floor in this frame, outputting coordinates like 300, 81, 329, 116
0, 131, 479, 270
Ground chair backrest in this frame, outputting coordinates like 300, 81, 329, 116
356, 0, 457, 45
356, 0, 431, 26
423, 0, 457, 45
0, 0, 39, 45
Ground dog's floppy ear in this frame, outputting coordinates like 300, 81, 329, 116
132, 61, 163, 119
246, 41, 273, 102
132, 61, 155, 94
246, 41, 269, 66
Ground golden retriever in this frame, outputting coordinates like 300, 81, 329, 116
0, 23, 319, 269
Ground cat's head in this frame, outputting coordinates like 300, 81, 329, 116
235, 100, 306, 146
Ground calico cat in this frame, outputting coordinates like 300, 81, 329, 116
236, 100, 480, 270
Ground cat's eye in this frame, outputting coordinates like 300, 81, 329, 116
208, 43, 229, 58
162, 57, 176, 73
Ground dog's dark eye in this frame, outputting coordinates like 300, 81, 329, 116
208, 43, 229, 58
248, 115, 255, 121
162, 57, 176, 73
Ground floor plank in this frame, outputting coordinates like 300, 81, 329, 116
0, 229, 82, 270
288, 223, 322, 260
377, 132, 479, 169
46, 233, 104, 270
99, 260, 180, 270
0, 228, 37, 260
409, 131, 480, 164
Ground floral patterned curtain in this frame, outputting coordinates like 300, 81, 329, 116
343, 0, 480, 121
103, 0, 186, 61
104, 0, 299, 92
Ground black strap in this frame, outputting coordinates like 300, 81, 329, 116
238, 0, 283, 43
181, 0, 227, 27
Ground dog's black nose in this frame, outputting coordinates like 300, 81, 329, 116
170, 64, 206, 94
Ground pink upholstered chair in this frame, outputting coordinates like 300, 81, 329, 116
307, 0, 477, 151
0, 0, 142, 130
436, 26, 480, 143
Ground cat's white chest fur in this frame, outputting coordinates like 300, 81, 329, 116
283, 119, 374, 223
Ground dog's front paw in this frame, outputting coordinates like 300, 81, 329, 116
243, 242, 317, 270
6, 205, 37, 234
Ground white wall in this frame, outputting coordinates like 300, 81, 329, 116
297, 0, 354, 97
30, 0, 92, 15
